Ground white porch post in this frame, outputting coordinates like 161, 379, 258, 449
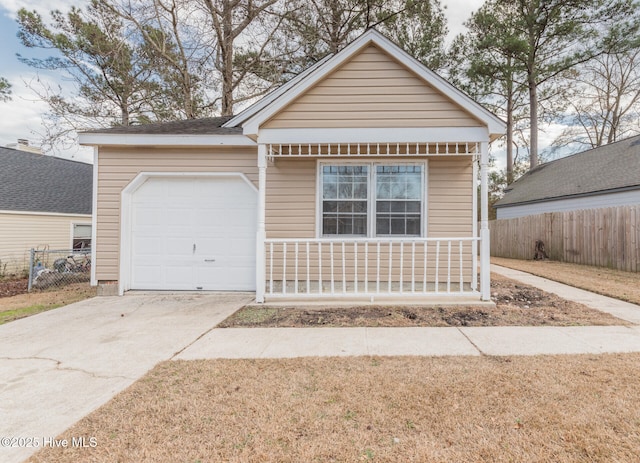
472, 155, 478, 291
256, 144, 267, 303
479, 142, 491, 301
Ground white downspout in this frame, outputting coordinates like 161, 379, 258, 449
255, 144, 267, 303
479, 142, 491, 301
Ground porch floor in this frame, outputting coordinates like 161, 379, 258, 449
258, 296, 495, 308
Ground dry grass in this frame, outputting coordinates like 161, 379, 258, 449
29, 355, 640, 462
0, 283, 96, 324
492, 257, 640, 305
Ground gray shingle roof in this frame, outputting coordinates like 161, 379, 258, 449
80, 116, 241, 135
0, 147, 92, 215
494, 135, 640, 208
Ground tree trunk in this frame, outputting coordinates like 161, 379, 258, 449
506, 82, 514, 184
528, 75, 539, 168
221, 1, 234, 116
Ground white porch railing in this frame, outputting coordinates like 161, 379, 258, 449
264, 237, 480, 298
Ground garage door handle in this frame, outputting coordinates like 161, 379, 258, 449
204, 259, 216, 262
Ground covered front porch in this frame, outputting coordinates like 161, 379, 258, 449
253, 139, 492, 303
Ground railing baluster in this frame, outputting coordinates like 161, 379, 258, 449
294, 242, 299, 294
376, 241, 380, 293
388, 242, 393, 293
306, 242, 310, 294
318, 242, 322, 295
283, 242, 287, 295
364, 242, 368, 293
459, 240, 463, 293
399, 241, 404, 294
447, 240, 452, 293
269, 242, 274, 295
411, 241, 416, 293
330, 242, 335, 294
354, 242, 358, 294
423, 240, 427, 293
341, 241, 346, 294
435, 241, 440, 293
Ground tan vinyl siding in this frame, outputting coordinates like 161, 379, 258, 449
95, 146, 258, 281
266, 159, 316, 239
264, 44, 484, 129
428, 157, 474, 238
265, 156, 475, 284
0, 212, 91, 274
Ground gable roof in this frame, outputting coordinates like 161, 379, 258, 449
229, 29, 505, 138
494, 135, 640, 208
79, 29, 505, 146
0, 146, 93, 215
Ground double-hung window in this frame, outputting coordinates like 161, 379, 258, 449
321, 163, 424, 237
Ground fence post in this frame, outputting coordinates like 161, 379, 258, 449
28, 248, 34, 292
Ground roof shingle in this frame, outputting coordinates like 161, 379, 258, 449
0, 147, 92, 215
495, 135, 640, 208
80, 116, 240, 135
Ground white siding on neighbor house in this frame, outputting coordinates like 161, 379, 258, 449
0, 212, 91, 274
496, 189, 640, 219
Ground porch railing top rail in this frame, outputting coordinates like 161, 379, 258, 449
267, 142, 480, 158
265, 237, 479, 244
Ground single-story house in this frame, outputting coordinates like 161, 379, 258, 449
494, 135, 640, 219
0, 145, 93, 275
79, 30, 505, 302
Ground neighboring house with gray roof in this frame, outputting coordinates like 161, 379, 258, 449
0, 146, 93, 275
494, 135, 640, 219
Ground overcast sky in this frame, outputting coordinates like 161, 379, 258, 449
0, 0, 487, 164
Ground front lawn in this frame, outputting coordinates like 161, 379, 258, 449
28, 354, 640, 462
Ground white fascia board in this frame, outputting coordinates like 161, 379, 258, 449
242, 29, 506, 137
78, 133, 255, 147
0, 209, 92, 218
258, 127, 490, 144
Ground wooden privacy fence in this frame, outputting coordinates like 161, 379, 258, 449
489, 205, 640, 272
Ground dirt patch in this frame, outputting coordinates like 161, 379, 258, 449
0, 283, 97, 324
492, 257, 640, 305
0, 277, 28, 298
219, 274, 625, 328
27, 354, 640, 463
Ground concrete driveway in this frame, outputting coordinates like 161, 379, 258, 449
0, 292, 251, 463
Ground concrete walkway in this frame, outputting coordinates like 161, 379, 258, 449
177, 265, 640, 360
0, 292, 252, 463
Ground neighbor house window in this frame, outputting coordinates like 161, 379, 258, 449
72, 224, 92, 250
321, 163, 424, 237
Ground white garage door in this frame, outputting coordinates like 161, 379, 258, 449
130, 176, 257, 291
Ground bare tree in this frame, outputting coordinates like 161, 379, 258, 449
553, 49, 640, 150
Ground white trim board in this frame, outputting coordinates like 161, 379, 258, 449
78, 133, 256, 147
258, 127, 490, 144
0, 210, 92, 218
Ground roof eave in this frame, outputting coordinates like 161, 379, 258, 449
494, 184, 640, 208
78, 133, 256, 147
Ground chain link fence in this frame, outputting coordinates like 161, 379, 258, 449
28, 249, 91, 292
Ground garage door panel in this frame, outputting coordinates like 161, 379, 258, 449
130, 175, 257, 291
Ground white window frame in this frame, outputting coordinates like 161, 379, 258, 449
70, 222, 92, 250
316, 160, 427, 238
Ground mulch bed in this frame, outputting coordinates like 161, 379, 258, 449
219, 274, 626, 328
